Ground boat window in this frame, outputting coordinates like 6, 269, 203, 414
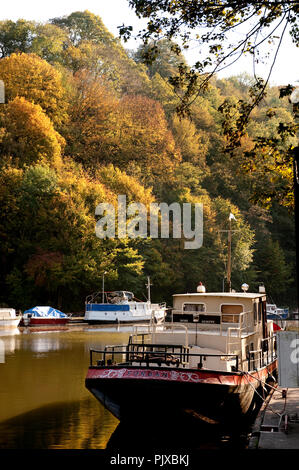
254, 303, 258, 325
258, 303, 262, 323
221, 304, 243, 323
183, 303, 205, 312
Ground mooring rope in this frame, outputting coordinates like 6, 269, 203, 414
242, 369, 280, 394
241, 372, 282, 417
241, 369, 289, 421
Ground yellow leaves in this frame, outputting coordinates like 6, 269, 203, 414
171, 114, 208, 164
0, 52, 68, 127
98, 164, 154, 207
0, 97, 63, 166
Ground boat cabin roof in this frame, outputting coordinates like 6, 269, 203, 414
173, 292, 265, 299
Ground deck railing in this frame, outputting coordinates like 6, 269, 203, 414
89, 343, 239, 370
131, 322, 190, 347
171, 309, 252, 334
239, 335, 277, 370
89, 333, 276, 373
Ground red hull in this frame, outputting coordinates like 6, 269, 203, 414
85, 360, 277, 424
19, 318, 69, 326
86, 359, 277, 385
30, 318, 69, 325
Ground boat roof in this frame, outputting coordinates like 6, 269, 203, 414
173, 292, 265, 299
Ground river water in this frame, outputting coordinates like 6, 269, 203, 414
0, 324, 129, 449
0, 324, 252, 450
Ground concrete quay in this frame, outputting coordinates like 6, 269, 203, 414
249, 386, 299, 449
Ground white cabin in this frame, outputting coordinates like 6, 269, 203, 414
0, 308, 20, 328
130, 291, 275, 373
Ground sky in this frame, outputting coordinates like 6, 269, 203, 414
0, 0, 298, 86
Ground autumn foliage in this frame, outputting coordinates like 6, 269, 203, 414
0, 11, 296, 311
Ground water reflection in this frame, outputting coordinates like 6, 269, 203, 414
0, 327, 20, 337
107, 414, 250, 450
0, 326, 127, 448
0, 398, 117, 449
0, 329, 20, 355
0, 325, 253, 449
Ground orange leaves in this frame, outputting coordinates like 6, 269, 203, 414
65, 70, 118, 164
115, 94, 181, 182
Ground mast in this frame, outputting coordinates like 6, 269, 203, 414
227, 216, 232, 292
102, 271, 107, 303
146, 276, 152, 303
220, 212, 236, 292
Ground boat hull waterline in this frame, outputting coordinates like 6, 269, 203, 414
0, 319, 20, 328
85, 360, 277, 425
19, 317, 69, 326
26, 318, 69, 326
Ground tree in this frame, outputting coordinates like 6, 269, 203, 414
133, 39, 187, 79
0, 19, 35, 57
122, 1, 299, 110
148, 72, 180, 116
253, 237, 292, 304
51, 10, 114, 47
0, 159, 152, 310
170, 114, 208, 164
0, 19, 68, 64
114, 94, 181, 190
122, 2, 299, 210
0, 52, 68, 127
30, 23, 68, 64
0, 97, 64, 167
64, 70, 118, 165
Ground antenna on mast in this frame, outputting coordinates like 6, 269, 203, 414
219, 212, 238, 292
146, 276, 152, 303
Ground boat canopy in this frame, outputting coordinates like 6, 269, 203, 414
23, 306, 68, 318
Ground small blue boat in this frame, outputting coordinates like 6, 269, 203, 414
21, 306, 69, 326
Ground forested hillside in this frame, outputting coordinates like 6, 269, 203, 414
0, 11, 296, 311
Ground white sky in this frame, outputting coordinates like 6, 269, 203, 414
0, 0, 298, 86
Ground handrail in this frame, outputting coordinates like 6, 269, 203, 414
171, 309, 252, 333
86, 292, 167, 306
237, 334, 277, 370
89, 331, 277, 373
132, 322, 189, 348
89, 347, 239, 370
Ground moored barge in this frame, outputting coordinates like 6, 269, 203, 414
85, 285, 277, 429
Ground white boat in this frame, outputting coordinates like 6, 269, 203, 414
84, 284, 167, 325
266, 303, 288, 319
86, 283, 277, 430
266, 303, 288, 331
0, 308, 20, 328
